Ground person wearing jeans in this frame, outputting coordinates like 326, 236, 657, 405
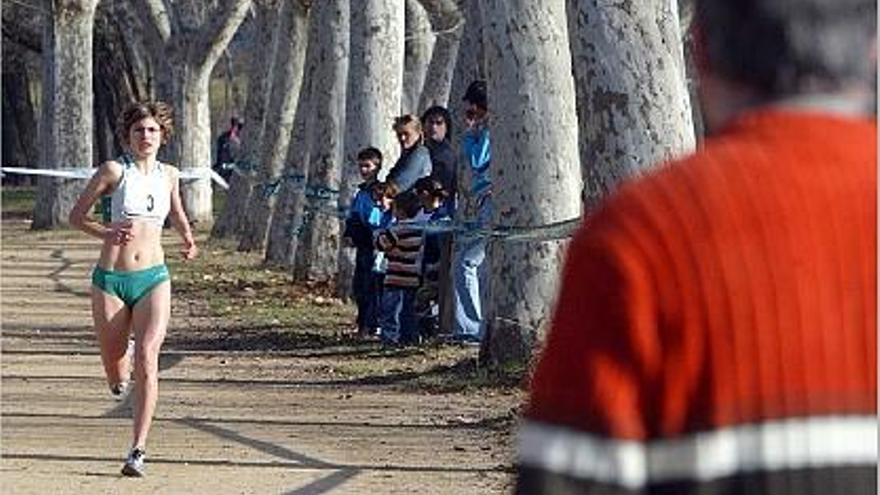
452, 81, 491, 343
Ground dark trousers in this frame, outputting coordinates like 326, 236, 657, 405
353, 251, 380, 330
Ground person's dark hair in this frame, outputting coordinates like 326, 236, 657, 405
420, 106, 453, 139
231, 117, 244, 130
357, 146, 383, 166
414, 176, 449, 199
117, 101, 175, 145
393, 190, 422, 219
372, 181, 397, 200
696, 0, 876, 97
462, 80, 488, 109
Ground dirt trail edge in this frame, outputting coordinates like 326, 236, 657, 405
1, 221, 520, 495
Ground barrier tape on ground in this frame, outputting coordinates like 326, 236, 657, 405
1, 165, 230, 190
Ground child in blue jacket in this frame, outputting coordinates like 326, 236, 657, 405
343, 147, 391, 337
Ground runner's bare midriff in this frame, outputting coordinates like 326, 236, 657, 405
97, 221, 165, 271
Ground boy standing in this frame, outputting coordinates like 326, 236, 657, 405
343, 147, 385, 336
413, 177, 452, 340
376, 191, 424, 346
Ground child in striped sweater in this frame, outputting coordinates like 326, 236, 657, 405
376, 191, 424, 346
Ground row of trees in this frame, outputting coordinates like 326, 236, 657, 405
3, 0, 697, 366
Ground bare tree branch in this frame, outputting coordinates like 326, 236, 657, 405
194, 0, 253, 70
137, 0, 173, 46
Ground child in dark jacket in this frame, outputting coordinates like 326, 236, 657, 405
342, 147, 389, 336
413, 176, 452, 339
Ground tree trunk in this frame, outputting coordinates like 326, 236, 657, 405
2, 69, 39, 170
92, 88, 116, 162
174, 69, 215, 226
679, 0, 705, 140
136, 0, 253, 226
264, 12, 321, 269
334, 0, 405, 297
263, 52, 317, 268
212, 0, 282, 239
416, 0, 463, 110
449, 0, 486, 122
32, 0, 99, 229
480, 0, 582, 367
346, 0, 406, 177
110, 2, 155, 103
292, 0, 350, 284
402, 0, 435, 115
93, 4, 156, 161
567, 0, 695, 210
446, 0, 486, 222
33, 4, 57, 229
238, 0, 310, 252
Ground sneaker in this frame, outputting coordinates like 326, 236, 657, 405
121, 447, 146, 477
110, 381, 130, 401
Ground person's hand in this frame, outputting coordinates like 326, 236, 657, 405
376, 231, 395, 251
106, 220, 134, 246
180, 237, 198, 260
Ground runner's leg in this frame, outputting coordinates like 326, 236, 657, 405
91, 287, 132, 389
129, 280, 171, 450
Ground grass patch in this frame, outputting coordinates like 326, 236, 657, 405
212, 187, 227, 218
168, 238, 524, 393
407, 355, 527, 394
168, 238, 352, 334
2, 186, 36, 218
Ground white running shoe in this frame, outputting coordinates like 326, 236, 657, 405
121, 447, 146, 477
109, 381, 130, 401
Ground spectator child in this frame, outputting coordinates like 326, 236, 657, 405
342, 147, 386, 336
413, 176, 452, 339
367, 181, 396, 333
376, 191, 424, 346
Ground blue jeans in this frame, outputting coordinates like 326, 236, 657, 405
380, 287, 419, 345
452, 197, 491, 340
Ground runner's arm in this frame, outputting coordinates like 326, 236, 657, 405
167, 166, 198, 260
68, 161, 124, 241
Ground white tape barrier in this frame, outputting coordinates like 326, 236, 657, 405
0, 166, 230, 190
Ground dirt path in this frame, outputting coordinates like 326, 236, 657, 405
1, 220, 520, 494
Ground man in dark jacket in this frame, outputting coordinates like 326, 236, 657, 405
421, 106, 457, 202
214, 117, 243, 180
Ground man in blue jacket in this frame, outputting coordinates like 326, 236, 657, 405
452, 80, 492, 344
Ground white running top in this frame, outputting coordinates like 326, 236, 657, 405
109, 155, 171, 227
